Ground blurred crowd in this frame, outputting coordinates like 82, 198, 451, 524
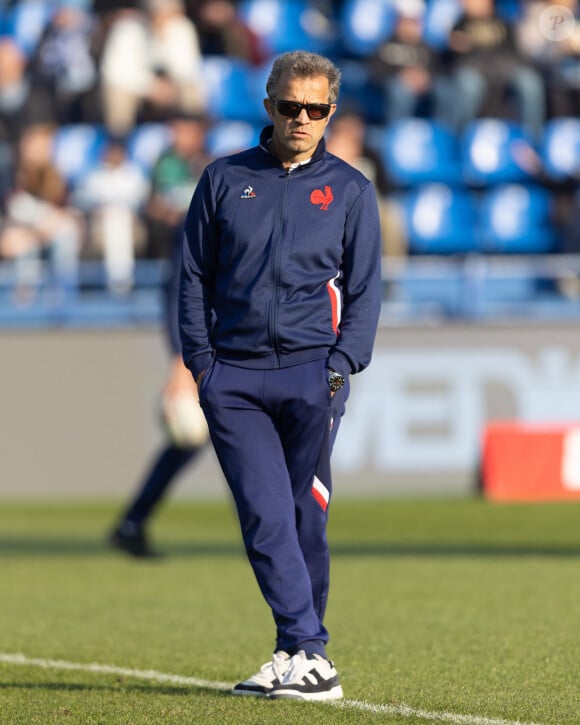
0, 0, 579, 300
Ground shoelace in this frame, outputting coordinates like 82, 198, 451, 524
269, 651, 290, 682
279, 651, 318, 684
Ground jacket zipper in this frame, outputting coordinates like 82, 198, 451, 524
268, 167, 292, 367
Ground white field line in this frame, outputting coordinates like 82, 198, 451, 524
0, 652, 543, 725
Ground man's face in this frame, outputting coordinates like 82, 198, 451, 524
264, 73, 336, 167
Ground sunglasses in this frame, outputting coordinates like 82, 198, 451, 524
269, 97, 332, 120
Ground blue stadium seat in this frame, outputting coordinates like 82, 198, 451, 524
422, 0, 461, 50
495, 0, 524, 21
381, 119, 462, 187
339, 0, 395, 56
541, 117, 580, 180
239, 0, 335, 56
462, 119, 534, 186
126, 123, 172, 173
476, 184, 557, 254
52, 124, 106, 184
205, 120, 261, 158
201, 56, 265, 123
400, 183, 478, 254
2, 0, 54, 56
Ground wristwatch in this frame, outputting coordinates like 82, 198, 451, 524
328, 369, 345, 392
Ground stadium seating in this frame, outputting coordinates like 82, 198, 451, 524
205, 120, 261, 157
476, 184, 557, 254
461, 119, 535, 186
339, 0, 395, 56
0, 0, 574, 326
381, 119, 462, 186
494, 0, 525, 21
201, 56, 266, 124
400, 183, 478, 254
1, 0, 54, 56
422, 0, 461, 50
52, 124, 107, 184
126, 123, 172, 174
239, 0, 335, 56
541, 117, 580, 181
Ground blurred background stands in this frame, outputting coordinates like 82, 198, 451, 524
0, 0, 579, 326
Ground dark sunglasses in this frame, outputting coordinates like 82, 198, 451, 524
269, 97, 332, 120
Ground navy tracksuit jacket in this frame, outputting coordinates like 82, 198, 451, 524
179, 125, 382, 655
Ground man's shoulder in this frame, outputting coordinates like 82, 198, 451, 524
323, 152, 374, 190
208, 144, 262, 169
203, 145, 267, 182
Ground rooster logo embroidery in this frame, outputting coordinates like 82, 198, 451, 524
310, 185, 334, 210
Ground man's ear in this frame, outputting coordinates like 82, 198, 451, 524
325, 104, 337, 126
263, 98, 274, 121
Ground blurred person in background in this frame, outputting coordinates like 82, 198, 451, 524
0, 34, 56, 203
108, 217, 210, 558
191, 0, 268, 65
0, 38, 29, 206
0, 37, 48, 145
71, 135, 151, 293
97, 3, 149, 136
325, 109, 407, 257
0, 122, 83, 302
99, 0, 206, 138
517, 0, 580, 119
108, 112, 212, 557
447, 0, 546, 139
27, 0, 101, 126
144, 112, 211, 260
368, 0, 455, 128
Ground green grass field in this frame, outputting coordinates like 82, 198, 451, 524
1, 497, 579, 725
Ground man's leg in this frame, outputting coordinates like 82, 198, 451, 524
199, 360, 331, 654
122, 444, 201, 524
110, 444, 201, 557
278, 361, 349, 631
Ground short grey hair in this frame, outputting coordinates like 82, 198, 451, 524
266, 51, 342, 104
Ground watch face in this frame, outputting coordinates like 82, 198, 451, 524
329, 372, 344, 391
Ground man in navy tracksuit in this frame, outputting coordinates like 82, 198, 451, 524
179, 51, 382, 700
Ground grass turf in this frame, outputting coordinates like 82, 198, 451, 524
0, 497, 579, 724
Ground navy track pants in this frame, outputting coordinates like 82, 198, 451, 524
198, 357, 348, 655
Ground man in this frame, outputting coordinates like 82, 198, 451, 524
179, 50, 382, 700
109, 226, 209, 558
108, 115, 211, 557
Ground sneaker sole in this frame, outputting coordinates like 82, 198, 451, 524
268, 685, 344, 701
231, 686, 270, 697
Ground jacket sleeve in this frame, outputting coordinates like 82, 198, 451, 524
179, 167, 218, 379
327, 181, 382, 376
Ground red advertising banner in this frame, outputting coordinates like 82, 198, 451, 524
482, 422, 580, 502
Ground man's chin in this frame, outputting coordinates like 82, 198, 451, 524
286, 139, 311, 155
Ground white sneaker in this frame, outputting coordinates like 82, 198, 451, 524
268, 650, 343, 701
232, 651, 291, 696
